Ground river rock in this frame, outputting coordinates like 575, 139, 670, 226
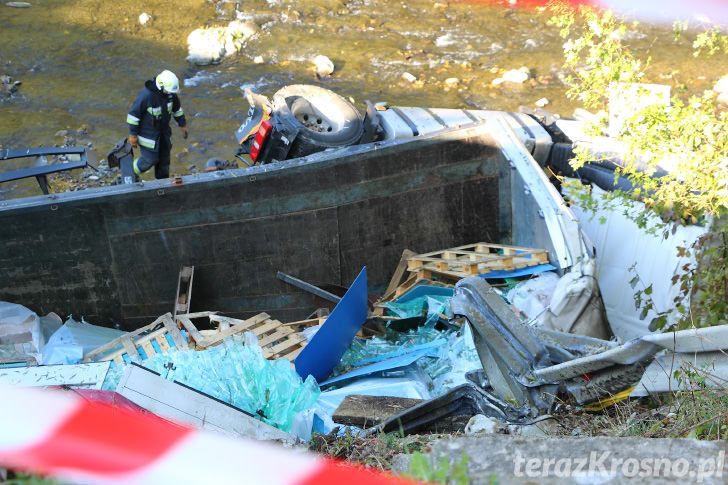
501, 67, 531, 83
401, 72, 417, 83
138, 13, 151, 26
464, 415, 506, 435
313, 55, 334, 77
6, 2, 31, 7
186, 20, 259, 66
1, 74, 21, 98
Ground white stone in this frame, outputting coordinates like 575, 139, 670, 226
186, 27, 227, 65
535, 97, 549, 107
313, 55, 334, 76
444, 77, 459, 87
138, 13, 151, 26
186, 21, 259, 66
253, 56, 265, 65
501, 67, 531, 83
464, 415, 505, 435
401, 72, 417, 83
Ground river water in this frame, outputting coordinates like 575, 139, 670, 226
2, 0, 727, 198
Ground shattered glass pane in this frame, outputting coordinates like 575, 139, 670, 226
102, 334, 319, 432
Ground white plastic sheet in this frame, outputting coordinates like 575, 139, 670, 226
41, 318, 125, 365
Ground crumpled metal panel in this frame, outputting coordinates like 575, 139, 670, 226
631, 350, 728, 397
641, 325, 728, 352
631, 324, 728, 397
451, 276, 660, 413
534, 338, 658, 382
451, 276, 555, 411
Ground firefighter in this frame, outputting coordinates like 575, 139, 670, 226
126, 70, 188, 180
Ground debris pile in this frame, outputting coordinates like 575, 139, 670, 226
2, 239, 728, 479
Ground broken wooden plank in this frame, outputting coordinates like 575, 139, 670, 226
333, 394, 424, 428
200, 313, 271, 349
120, 337, 141, 361
381, 249, 417, 301
173, 265, 194, 320
175, 314, 208, 346
281, 317, 324, 328
161, 313, 188, 350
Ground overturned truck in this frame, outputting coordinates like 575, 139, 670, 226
1, 85, 591, 330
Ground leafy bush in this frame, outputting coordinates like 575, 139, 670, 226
549, 2, 728, 330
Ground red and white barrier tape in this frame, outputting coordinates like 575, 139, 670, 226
0, 384, 416, 484
462, 0, 728, 25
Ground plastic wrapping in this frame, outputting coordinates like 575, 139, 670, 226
505, 272, 560, 321
41, 317, 126, 365
0, 301, 37, 344
0, 342, 36, 364
0, 302, 43, 363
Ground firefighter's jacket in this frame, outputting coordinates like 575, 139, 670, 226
126, 80, 186, 151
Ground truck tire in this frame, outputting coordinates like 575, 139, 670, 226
272, 84, 363, 158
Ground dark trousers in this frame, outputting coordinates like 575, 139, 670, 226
136, 136, 171, 179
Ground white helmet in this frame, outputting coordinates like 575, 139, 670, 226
156, 70, 179, 93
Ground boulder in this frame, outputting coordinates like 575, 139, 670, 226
186, 20, 259, 66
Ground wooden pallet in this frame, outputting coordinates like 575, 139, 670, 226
407, 242, 549, 279
176, 312, 323, 362
82, 313, 190, 365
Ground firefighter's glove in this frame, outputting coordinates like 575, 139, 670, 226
128, 135, 138, 148
181, 126, 189, 139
